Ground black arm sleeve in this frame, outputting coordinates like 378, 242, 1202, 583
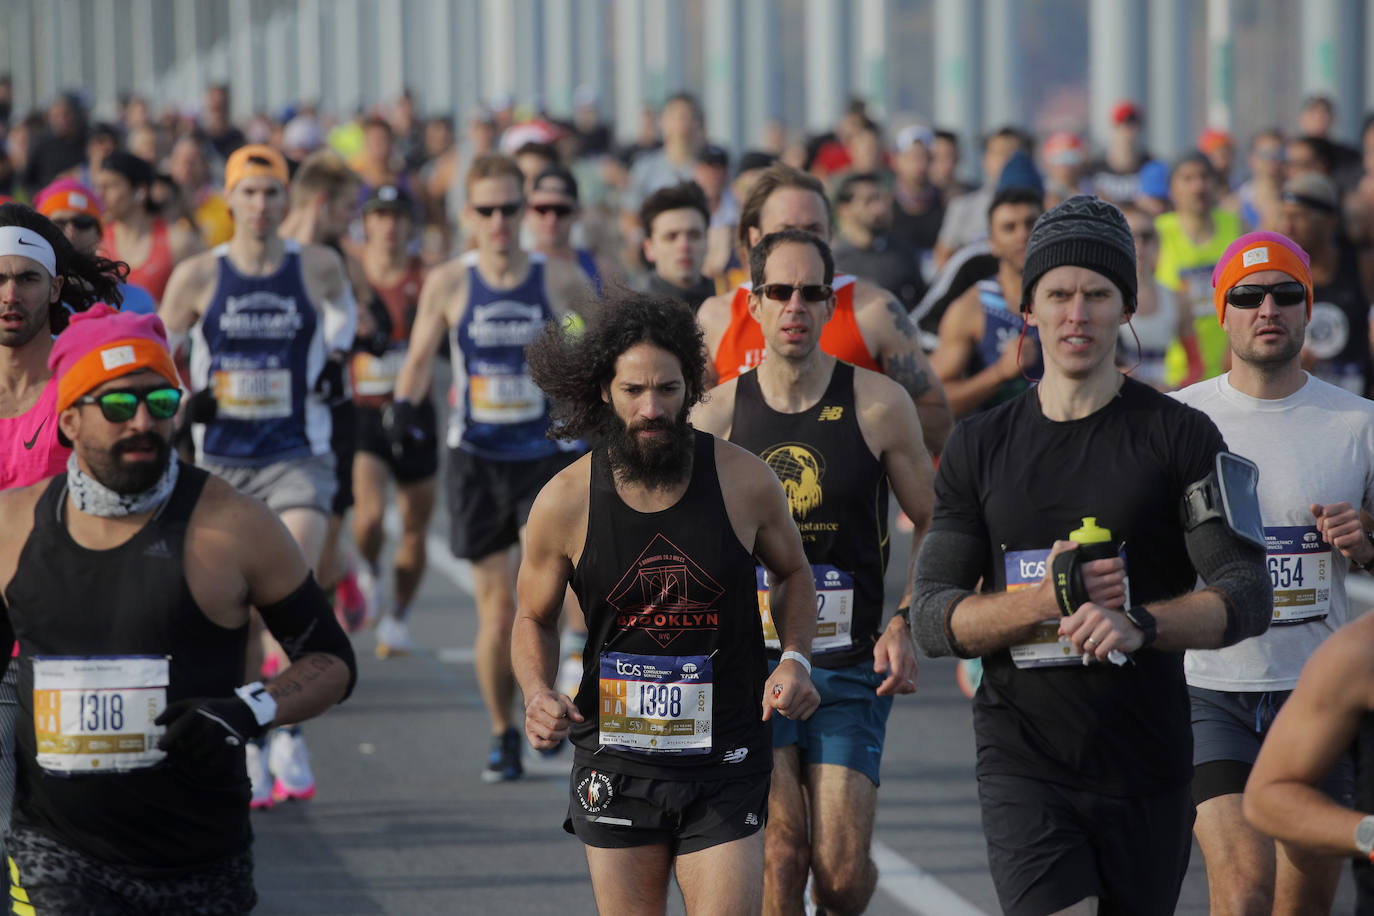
258, 573, 359, 701
1183, 516, 1272, 647
912, 529, 985, 659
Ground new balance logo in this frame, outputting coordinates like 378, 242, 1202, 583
143, 539, 172, 559
722, 747, 749, 764
744, 812, 759, 826
818, 406, 844, 421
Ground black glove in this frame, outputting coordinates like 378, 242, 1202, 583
353, 298, 394, 358
314, 356, 349, 406
155, 695, 267, 764
185, 387, 218, 424
382, 399, 426, 458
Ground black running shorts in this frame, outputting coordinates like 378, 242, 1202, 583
979, 772, 1193, 916
447, 447, 577, 560
354, 402, 439, 483
563, 765, 769, 856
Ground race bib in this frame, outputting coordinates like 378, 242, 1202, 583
33, 656, 169, 775
351, 347, 406, 397
469, 372, 544, 424
213, 368, 292, 419
1002, 546, 1131, 669
1265, 525, 1331, 624
757, 564, 854, 653
598, 653, 712, 755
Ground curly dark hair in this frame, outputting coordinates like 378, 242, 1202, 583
0, 203, 127, 332
527, 284, 707, 443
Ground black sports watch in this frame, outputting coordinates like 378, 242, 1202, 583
1123, 606, 1157, 649
893, 607, 912, 627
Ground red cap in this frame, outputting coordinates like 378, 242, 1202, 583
1198, 127, 1232, 155
1110, 101, 1141, 125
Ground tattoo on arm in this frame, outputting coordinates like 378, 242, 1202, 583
886, 299, 918, 339
883, 352, 934, 400
266, 654, 337, 701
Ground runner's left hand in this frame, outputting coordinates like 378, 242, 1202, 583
1313, 502, 1369, 564
762, 658, 819, 721
874, 615, 918, 696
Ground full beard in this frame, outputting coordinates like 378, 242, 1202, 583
603, 407, 695, 490
86, 432, 172, 494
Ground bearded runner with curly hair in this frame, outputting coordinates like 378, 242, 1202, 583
513, 287, 820, 916
0, 202, 129, 860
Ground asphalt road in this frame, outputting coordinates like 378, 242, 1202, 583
251, 511, 1357, 915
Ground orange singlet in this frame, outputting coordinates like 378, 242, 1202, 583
712, 275, 879, 384
102, 219, 175, 304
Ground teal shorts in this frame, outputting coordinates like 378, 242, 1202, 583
768, 660, 893, 785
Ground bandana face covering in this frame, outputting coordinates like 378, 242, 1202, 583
65, 451, 179, 518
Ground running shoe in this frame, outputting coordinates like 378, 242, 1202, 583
246, 739, 274, 810
482, 727, 524, 783
269, 726, 317, 802
375, 614, 413, 659
333, 568, 369, 633
356, 564, 385, 630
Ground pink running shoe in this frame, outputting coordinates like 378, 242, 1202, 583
333, 568, 369, 633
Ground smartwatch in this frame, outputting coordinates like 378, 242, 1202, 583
1123, 606, 1157, 650
1357, 532, 1374, 572
1356, 815, 1374, 862
893, 607, 912, 627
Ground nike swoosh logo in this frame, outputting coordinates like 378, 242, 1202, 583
15, 238, 39, 248
23, 417, 44, 450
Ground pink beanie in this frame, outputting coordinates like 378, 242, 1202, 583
50, 305, 180, 412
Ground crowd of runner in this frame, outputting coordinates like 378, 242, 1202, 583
2, 74, 1374, 914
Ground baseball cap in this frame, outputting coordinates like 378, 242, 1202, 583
530, 166, 580, 202
1111, 101, 1141, 125
894, 124, 934, 153
363, 184, 415, 214
1281, 172, 1339, 213
224, 144, 290, 193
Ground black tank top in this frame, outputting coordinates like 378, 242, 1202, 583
730, 362, 890, 668
5, 465, 252, 872
570, 430, 770, 778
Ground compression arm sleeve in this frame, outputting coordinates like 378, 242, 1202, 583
258, 573, 358, 700
1184, 516, 1272, 647
911, 529, 985, 659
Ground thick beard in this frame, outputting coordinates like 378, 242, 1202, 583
86, 432, 172, 494
603, 406, 694, 490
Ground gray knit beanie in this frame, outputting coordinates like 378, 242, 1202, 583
1020, 195, 1137, 313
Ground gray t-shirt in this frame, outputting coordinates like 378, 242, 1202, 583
1174, 373, 1374, 690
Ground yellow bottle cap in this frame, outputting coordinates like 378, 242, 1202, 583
1070, 517, 1112, 544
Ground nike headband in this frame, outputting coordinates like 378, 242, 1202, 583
0, 226, 57, 279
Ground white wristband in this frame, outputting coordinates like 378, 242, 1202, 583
780, 650, 812, 675
235, 681, 278, 728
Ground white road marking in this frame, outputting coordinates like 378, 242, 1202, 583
412, 512, 989, 916
871, 840, 991, 916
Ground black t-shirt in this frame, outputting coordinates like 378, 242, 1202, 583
933, 377, 1224, 796
1306, 241, 1372, 396
831, 233, 928, 311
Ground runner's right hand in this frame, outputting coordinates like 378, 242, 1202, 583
524, 687, 583, 750
156, 696, 268, 764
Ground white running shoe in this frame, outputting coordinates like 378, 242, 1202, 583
375, 614, 413, 659
356, 564, 385, 630
269, 727, 316, 802
246, 741, 274, 810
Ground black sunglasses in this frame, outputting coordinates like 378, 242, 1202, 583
75, 386, 182, 422
758, 283, 833, 303
530, 203, 574, 218
1224, 281, 1307, 309
51, 215, 100, 233
473, 201, 523, 218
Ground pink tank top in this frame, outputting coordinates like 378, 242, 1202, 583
0, 377, 70, 491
